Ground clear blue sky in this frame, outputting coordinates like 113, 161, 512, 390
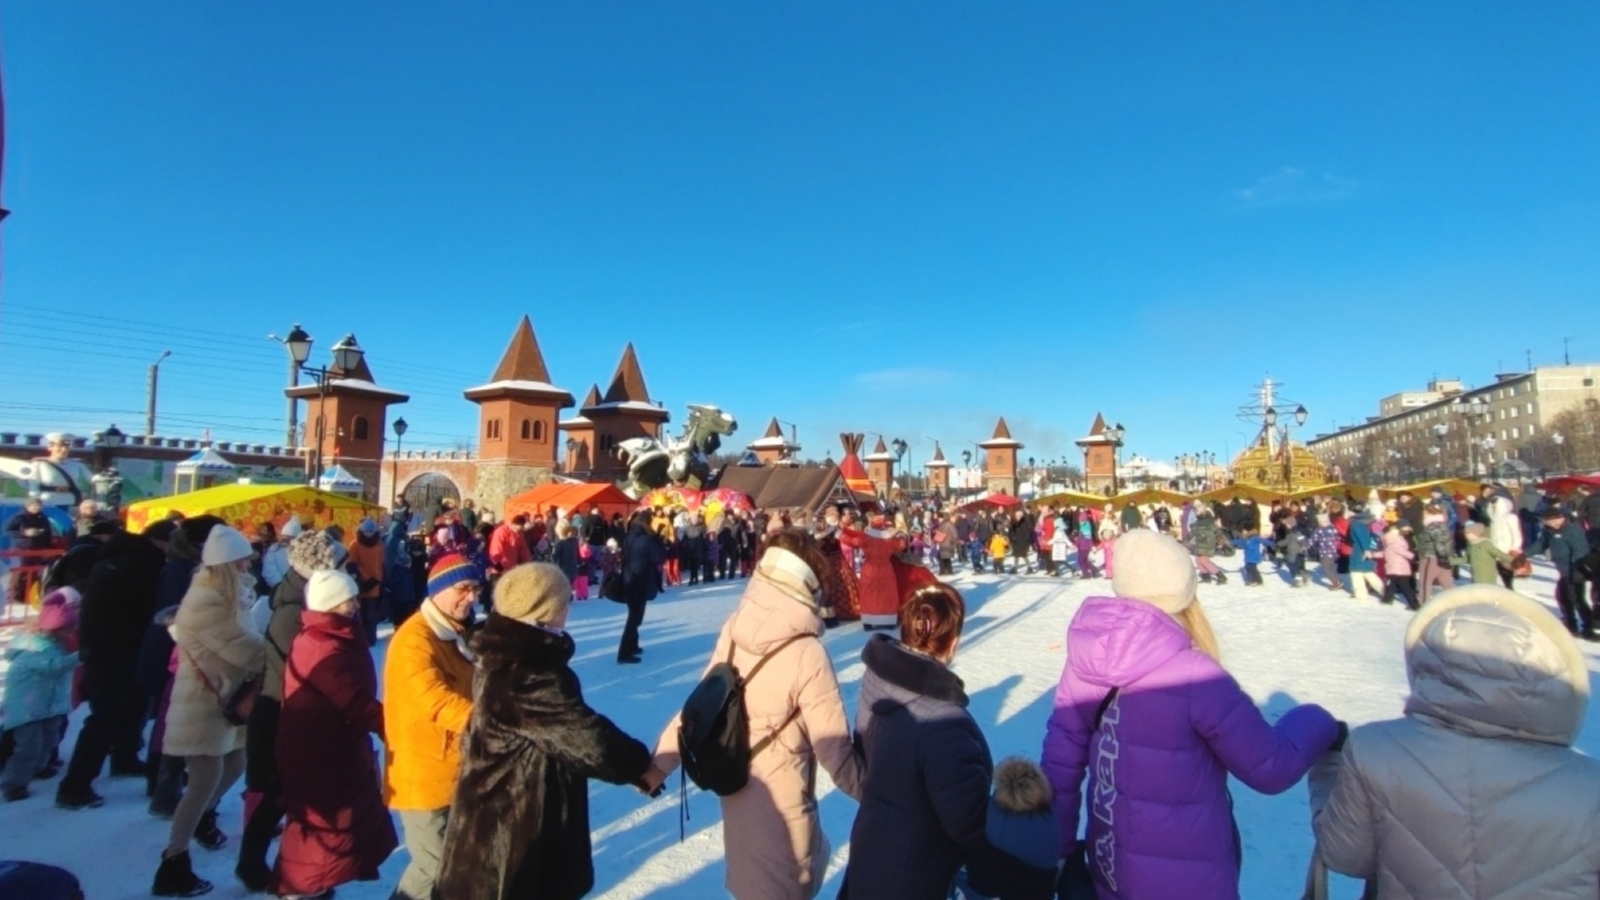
2, 2, 1597, 469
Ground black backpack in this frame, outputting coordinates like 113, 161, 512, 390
679, 634, 811, 797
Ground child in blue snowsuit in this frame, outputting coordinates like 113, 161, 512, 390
1231, 529, 1274, 586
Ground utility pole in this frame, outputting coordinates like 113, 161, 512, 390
145, 350, 172, 438
1564, 336, 1572, 366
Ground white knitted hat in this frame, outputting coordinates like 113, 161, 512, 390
306, 570, 359, 614
1111, 529, 1197, 615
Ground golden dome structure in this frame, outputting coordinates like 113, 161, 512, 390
1227, 377, 1326, 491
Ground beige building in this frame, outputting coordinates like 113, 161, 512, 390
1309, 366, 1600, 483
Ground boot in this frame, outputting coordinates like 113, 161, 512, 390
1198, 572, 1212, 584
153, 850, 214, 897
195, 808, 228, 850
1214, 572, 1227, 585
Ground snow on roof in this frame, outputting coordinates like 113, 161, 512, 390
287, 377, 410, 401
316, 465, 364, 489
176, 448, 237, 472
465, 379, 571, 395
583, 400, 670, 415
747, 436, 796, 449
558, 414, 594, 428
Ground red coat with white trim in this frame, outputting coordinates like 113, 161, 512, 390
840, 525, 907, 625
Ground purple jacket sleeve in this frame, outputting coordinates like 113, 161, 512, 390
1040, 672, 1096, 859
1188, 657, 1339, 794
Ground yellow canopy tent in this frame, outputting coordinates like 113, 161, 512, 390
1377, 478, 1485, 500
1284, 483, 1370, 502
1196, 484, 1288, 504
1109, 487, 1194, 508
125, 484, 382, 539
1034, 489, 1112, 508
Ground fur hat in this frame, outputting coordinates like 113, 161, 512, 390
288, 531, 339, 579
201, 526, 253, 567
38, 588, 81, 633
306, 570, 359, 614
992, 756, 1052, 815
1111, 529, 1197, 615
493, 563, 571, 626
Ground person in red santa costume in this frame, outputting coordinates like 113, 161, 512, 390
840, 514, 909, 630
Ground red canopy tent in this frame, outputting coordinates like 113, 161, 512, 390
962, 493, 1020, 510
1537, 474, 1600, 495
503, 482, 636, 522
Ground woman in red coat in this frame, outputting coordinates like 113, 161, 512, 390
273, 570, 398, 899
840, 515, 908, 630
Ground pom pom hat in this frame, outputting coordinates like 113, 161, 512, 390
1111, 529, 1198, 616
428, 553, 479, 598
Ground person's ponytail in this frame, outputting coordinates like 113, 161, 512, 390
1178, 600, 1221, 661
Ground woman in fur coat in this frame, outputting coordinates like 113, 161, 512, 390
436, 563, 654, 900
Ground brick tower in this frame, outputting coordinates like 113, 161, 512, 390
1075, 413, 1119, 496
285, 345, 409, 505
559, 385, 601, 477
979, 417, 1023, 496
580, 344, 671, 483
863, 437, 897, 496
747, 417, 800, 466
464, 316, 574, 513
924, 442, 952, 496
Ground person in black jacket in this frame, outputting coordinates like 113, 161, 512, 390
841, 583, 1053, 900
617, 512, 666, 664
56, 530, 166, 809
1528, 507, 1594, 639
437, 564, 654, 900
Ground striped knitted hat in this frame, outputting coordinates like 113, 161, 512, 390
428, 553, 479, 597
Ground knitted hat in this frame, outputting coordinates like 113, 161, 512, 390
201, 526, 254, 567
358, 517, 380, 535
281, 517, 304, 539
1111, 530, 1197, 615
306, 570, 359, 614
38, 588, 81, 632
1464, 522, 1487, 537
493, 563, 571, 625
288, 531, 339, 579
428, 553, 479, 597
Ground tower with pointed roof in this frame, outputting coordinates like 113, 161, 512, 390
575, 344, 671, 482
285, 344, 409, 504
978, 417, 1023, 495
924, 442, 953, 496
747, 417, 800, 466
863, 436, 897, 496
463, 316, 574, 512
558, 385, 601, 476
1074, 413, 1119, 496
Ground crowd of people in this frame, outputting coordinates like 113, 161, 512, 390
0, 476, 1598, 899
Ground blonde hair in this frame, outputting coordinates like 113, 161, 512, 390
1178, 600, 1221, 661
191, 561, 247, 610
993, 756, 1052, 814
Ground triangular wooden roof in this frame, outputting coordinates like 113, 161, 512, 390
602, 344, 652, 404
992, 417, 1013, 440
872, 436, 889, 454
762, 418, 783, 439
490, 316, 554, 384
1089, 413, 1106, 436
925, 442, 951, 467
581, 384, 601, 408
332, 355, 377, 382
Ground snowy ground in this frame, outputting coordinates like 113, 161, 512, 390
1, 554, 1593, 899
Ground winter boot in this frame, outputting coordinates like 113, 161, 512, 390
1198, 572, 1212, 584
1213, 572, 1227, 585
54, 787, 105, 810
195, 808, 228, 850
153, 850, 214, 897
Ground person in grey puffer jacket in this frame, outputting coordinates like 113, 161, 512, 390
1312, 584, 1600, 898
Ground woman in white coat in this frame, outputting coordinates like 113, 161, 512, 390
153, 526, 266, 897
1481, 485, 1523, 588
1313, 584, 1600, 898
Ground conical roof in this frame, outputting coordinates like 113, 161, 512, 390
581, 384, 601, 408
559, 385, 602, 428
748, 417, 797, 450
464, 316, 572, 405
925, 442, 952, 468
980, 416, 1022, 448
1076, 412, 1116, 446
863, 436, 897, 462
837, 433, 873, 491
602, 344, 651, 404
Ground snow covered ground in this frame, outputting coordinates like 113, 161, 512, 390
1, 555, 1593, 899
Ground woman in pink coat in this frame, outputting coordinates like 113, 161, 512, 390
1380, 523, 1419, 610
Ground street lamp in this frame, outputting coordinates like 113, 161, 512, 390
145, 350, 172, 439
1106, 422, 1126, 493
1553, 431, 1566, 473
280, 329, 366, 488
391, 417, 409, 506
1481, 436, 1497, 477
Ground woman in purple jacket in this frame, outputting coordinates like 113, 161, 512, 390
1041, 530, 1340, 900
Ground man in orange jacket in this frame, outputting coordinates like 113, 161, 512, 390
346, 517, 386, 644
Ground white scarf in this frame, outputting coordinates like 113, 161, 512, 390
419, 598, 475, 662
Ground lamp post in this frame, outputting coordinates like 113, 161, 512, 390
279, 329, 365, 488
1106, 422, 1126, 493
145, 351, 172, 439
1481, 436, 1497, 478
1553, 431, 1566, 474
891, 437, 908, 496
1456, 396, 1490, 479
961, 449, 973, 491
390, 417, 408, 506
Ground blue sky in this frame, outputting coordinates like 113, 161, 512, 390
2, 2, 1597, 470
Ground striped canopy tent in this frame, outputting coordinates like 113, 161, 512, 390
125, 484, 381, 540
1108, 487, 1194, 508
1196, 483, 1289, 504
1376, 478, 1485, 500
174, 448, 237, 494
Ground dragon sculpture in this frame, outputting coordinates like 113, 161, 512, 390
615, 404, 738, 498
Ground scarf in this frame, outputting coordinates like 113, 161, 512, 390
419, 598, 475, 662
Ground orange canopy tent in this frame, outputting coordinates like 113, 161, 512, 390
503, 482, 636, 523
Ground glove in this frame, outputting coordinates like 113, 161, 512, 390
1056, 851, 1096, 900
